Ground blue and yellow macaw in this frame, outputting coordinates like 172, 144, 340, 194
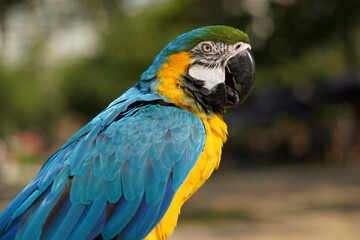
0, 25, 255, 240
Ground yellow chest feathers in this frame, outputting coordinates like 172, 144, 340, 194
145, 115, 227, 240
145, 52, 228, 239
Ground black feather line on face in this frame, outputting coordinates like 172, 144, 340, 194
191, 60, 225, 69
182, 72, 226, 114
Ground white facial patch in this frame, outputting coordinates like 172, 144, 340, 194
188, 42, 251, 92
188, 65, 224, 91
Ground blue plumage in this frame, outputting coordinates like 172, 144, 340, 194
0, 86, 206, 239
70, 193, 107, 240
0, 25, 253, 239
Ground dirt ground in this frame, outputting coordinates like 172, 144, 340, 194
1, 164, 360, 240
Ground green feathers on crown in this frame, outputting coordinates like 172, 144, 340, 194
184, 25, 250, 50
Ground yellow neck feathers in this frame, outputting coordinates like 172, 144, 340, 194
156, 52, 200, 113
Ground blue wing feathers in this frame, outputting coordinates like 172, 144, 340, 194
51, 203, 86, 240
76, 158, 93, 176
69, 138, 98, 176
102, 153, 121, 181
0, 222, 19, 240
12, 189, 42, 219
84, 207, 107, 240
70, 175, 85, 204
149, 176, 176, 233
39, 152, 68, 190
96, 134, 115, 156
106, 172, 122, 203
145, 160, 168, 206
0, 88, 206, 239
171, 137, 187, 155
92, 156, 103, 178
150, 158, 171, 182
18, 189, 61, 240
172, 157, 187, 191
149, 142, 164, 161
114, 144, 131, 161
67, 205, 91, 239
102, 196, 142, 239
116, 198, 149, 240
129, 150, 147, 170
41, 196, 72, 239
0, 177, 40, 232
132, 182, 174, 240
121, 162, 145, 201
163, 133, 182, 165
52, 166, 70, 195
86, 170, 106, 202
101, 108, 121, 127
70, 193, 107, 240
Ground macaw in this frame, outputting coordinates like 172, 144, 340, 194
0, 25, 255, 240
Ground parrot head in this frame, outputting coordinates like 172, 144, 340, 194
141, 25, 256, 114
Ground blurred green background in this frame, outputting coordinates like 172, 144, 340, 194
0, 0, 359, 239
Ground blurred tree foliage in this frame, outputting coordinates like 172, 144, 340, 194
60, 0, 360, 115
0, 0, 359, 139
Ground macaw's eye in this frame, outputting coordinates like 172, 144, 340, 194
201, 43, 212, 53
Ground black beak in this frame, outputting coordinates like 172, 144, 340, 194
223, 48, 256, 107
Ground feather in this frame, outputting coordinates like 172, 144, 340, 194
122, 162, 145, 201
70, 175, 86, 204
37, 150, 64, 190
85, 207, 107, 240
92, 156, 104, 178
172, 157, 187, 191
0, 177, 40, 231
171, 138, 187, 156
96, 134, 115, 156
85, 118, 102, 141
128, 149, 147, 170
107, 172, 122, 203
102, 152, 123, 181
12, 189, 42, 219
150, 158, 171, 182
69, 193, 107, 240
146, 160, 168, 206
86, 170, 106, 201
147, 176, 176, 234
102, 196, 142, 239
51, 166, 70, 195
18, 189, 61, 240
148, 142, 165, 161
163, 132, 182, 165
115, 145, 131, 162
70, 138, 96, 176
101, 108, 121, 127
51, 203, 86, 240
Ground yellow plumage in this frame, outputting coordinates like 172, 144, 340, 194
145, 52, 228, 240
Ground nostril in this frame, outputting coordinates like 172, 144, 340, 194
235, 43, 242, 50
